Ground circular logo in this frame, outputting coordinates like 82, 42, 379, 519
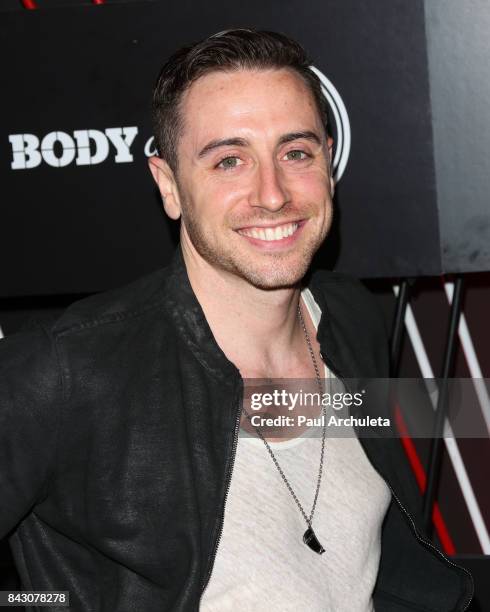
309, 66, 351, 182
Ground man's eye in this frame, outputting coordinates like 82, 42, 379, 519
284, 150, 309, 161
216, 156, 242, 170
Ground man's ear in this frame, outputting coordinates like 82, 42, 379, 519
147, 156, 182, 220
327, 136, 335, 198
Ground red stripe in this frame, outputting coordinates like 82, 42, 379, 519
92, 0, 106, 4
21, 0, 37, 8
394, 404, 456, 555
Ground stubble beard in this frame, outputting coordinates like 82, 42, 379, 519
181, 203, 330, 290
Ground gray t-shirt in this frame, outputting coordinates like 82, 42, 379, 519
200, 289, 391, 611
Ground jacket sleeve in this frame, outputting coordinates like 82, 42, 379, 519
0, 325, 61, 538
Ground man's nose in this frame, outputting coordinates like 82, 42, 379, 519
250, 161, 291, 212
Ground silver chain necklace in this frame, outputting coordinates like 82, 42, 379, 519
242, 301, 327, 555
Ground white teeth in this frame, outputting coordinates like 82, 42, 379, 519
239, 222, 299, 242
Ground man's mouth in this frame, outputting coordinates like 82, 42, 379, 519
236, 221, 300, 242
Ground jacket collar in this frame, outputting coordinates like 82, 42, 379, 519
162, 247, 240, 384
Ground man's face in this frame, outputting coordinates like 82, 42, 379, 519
170, 67, 334, 289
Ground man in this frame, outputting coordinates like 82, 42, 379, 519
0, 29, 472, 611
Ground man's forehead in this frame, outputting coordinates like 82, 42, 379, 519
179, 67, 321, 148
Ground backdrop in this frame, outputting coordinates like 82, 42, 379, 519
1, 0, 489, 294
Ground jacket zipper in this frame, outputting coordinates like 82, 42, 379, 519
200, 383, 243, 598
319, 352, 474, 612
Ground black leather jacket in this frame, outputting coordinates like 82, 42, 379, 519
0, 249, 473, 611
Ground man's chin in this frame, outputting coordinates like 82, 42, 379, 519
241, 275, 299, 291
226, 260, 310, 291
185, 232, 318, 290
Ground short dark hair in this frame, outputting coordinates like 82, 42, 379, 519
151, 28, 329, 173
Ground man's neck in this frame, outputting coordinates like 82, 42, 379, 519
182, 246, 317, 380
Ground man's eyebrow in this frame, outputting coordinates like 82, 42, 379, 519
277, 131, 322, 146
198, 137, 249, 158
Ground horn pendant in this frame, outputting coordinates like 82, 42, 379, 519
303, 527, 325, 555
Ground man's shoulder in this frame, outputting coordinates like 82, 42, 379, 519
308, 268, 383, 322
307, 268, 389, 377
51, 265, 172, 338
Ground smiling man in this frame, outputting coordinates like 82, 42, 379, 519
0, 29, 473, 612
150, 66, 332, 294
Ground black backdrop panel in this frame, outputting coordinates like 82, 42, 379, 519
425, 0, 490, 274
1, 0, 440, 296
